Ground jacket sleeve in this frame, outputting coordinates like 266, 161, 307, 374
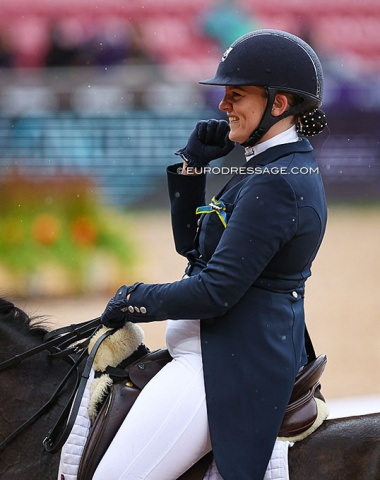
167, 163, 207, 257
125, 172, 298, 323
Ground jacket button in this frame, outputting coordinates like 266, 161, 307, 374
134, 307, 140, 313
140, 307, 147, 314
128, 305, 134, 313
292, 291, 298, 298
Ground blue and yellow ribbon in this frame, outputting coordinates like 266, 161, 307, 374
196, 196, 228, 228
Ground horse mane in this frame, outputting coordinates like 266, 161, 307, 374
0, 297, 50, 338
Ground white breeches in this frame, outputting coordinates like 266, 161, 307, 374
93, 319, 212, 480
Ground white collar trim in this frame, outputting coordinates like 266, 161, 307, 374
245, 126, 299, 161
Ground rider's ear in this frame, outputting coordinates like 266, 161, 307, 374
271, 94, 288, 117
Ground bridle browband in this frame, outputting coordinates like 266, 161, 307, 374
0, 318, 109, 453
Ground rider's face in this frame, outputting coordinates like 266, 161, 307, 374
218, 86, 268, 144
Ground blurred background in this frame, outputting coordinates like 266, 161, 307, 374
0, 0, 379, 408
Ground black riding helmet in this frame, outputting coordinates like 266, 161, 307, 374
200, 29, 324, 147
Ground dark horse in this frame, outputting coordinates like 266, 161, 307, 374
0, 298, 379, 480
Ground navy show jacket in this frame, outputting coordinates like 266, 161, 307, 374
126, 138, 327, 479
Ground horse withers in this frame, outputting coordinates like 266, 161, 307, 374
0, 298, 379, 480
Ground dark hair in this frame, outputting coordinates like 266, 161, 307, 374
296, 108, 327, 136
282, 92, 327, 136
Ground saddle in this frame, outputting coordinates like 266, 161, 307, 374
77, 349, 327, 480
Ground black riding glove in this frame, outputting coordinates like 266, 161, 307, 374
101, 283, 140, 329
175, 119, 235, 168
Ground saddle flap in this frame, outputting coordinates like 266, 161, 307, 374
128, 348, 172, 389
279, 389, 319, 437
279, 354, 328, 438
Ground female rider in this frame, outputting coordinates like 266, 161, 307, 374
94, 29, 328, 480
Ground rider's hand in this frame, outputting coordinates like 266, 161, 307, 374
101, 284, 140, 328
175, 119, 235, 168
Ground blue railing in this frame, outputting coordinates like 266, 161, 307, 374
0, 109, 379, 205
0, 110, 215, 206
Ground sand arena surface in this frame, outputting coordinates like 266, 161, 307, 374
17, 205, 380, 401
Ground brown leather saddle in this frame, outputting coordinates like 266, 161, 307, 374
77, 349, 327, 480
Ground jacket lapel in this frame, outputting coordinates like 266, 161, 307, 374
216, 138, 313, 198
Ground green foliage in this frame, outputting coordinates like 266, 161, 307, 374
0, 172, 136, 295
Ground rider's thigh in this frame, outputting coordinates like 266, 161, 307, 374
93, 352, 211, 480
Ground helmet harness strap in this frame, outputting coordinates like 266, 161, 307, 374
242, 87, 310, 148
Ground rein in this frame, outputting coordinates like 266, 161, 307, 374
43, 326, 117, 453
0, 318, 103, 453
0, 318, 101, 372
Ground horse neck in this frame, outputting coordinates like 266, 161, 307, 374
0, 317, 43, 358
0, 334, 71, 419
0, 335, 73, 480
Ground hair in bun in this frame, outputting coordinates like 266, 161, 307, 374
296, 108, 327, 136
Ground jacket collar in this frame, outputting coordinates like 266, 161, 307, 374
244, 126, 299, 160
245, 137, 313, 168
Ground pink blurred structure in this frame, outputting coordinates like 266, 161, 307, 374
0, 0, 379, 76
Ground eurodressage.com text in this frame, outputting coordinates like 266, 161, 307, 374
177, 166, 320, 175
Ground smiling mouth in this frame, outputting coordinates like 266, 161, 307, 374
229, 116, 239, 123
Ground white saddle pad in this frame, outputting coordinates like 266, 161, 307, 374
204, 440, 291, 480
57, 370, 94, 480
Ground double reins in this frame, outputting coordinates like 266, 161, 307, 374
0, 317, 105, 453
43, 325, 117, 453
0, 318, 101, 373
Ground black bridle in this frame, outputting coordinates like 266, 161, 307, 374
0, 318, 112, 454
